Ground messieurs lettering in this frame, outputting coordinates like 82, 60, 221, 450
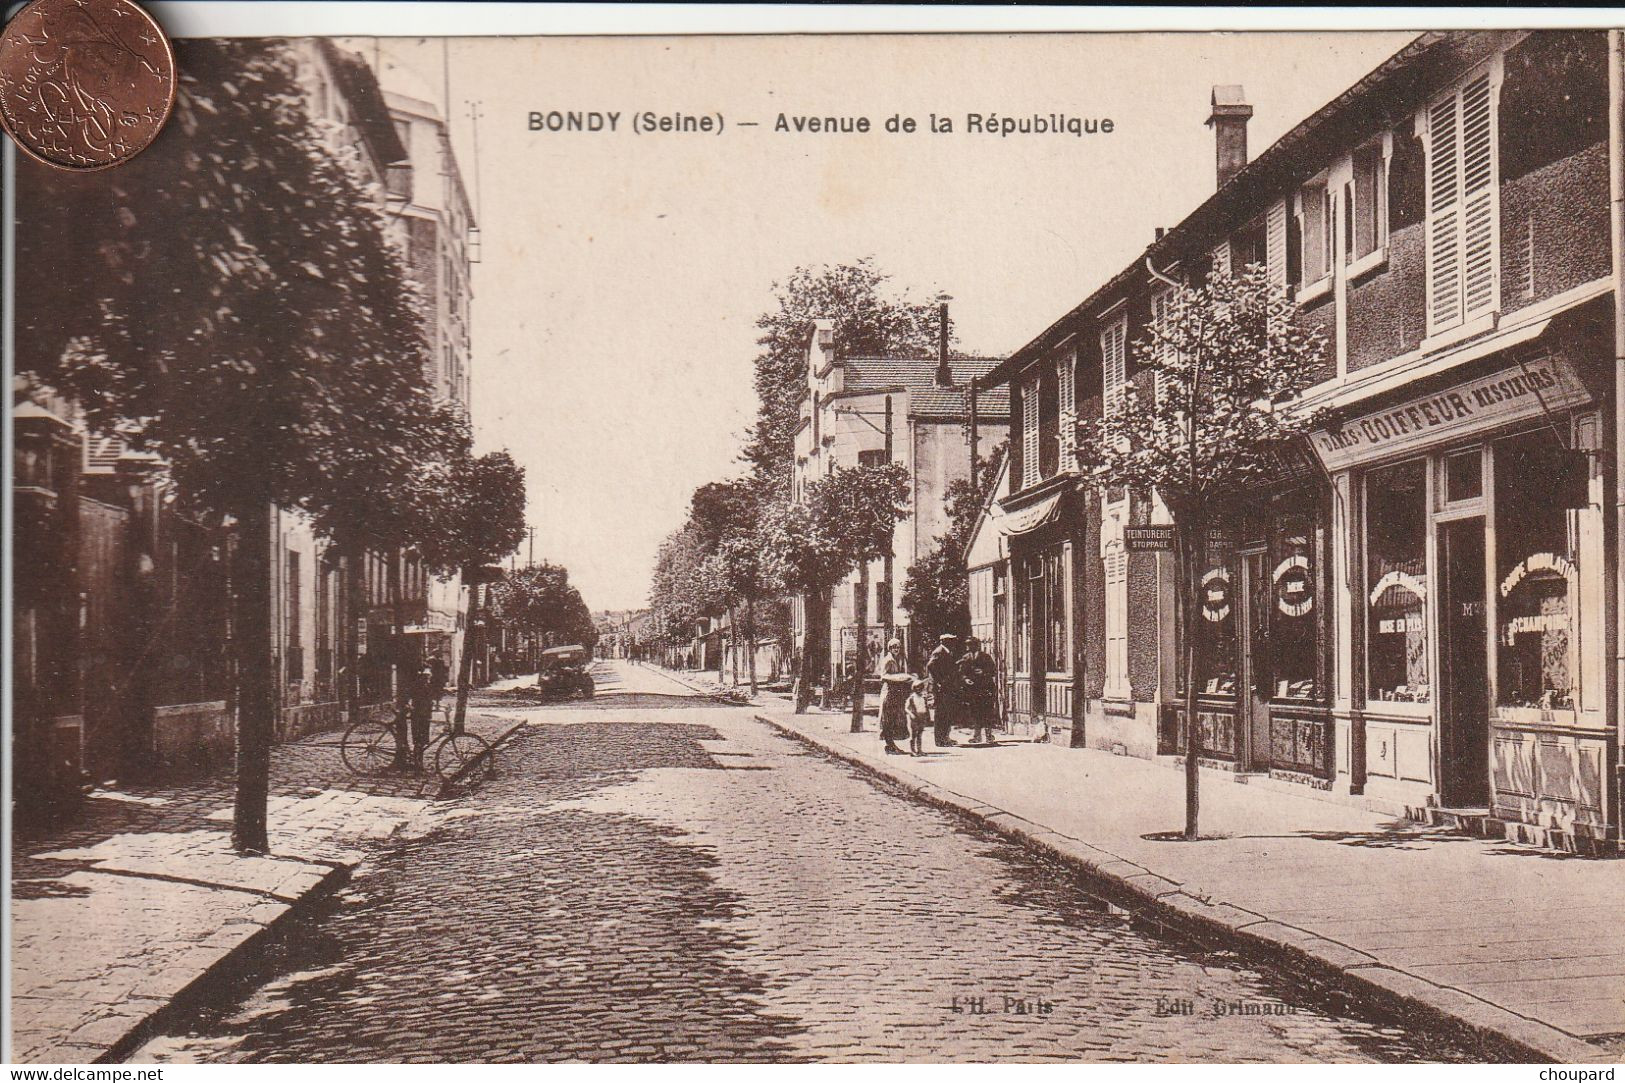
1315, 364, 1564, 458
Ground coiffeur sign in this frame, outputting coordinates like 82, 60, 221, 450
1309, 356, 1590, 472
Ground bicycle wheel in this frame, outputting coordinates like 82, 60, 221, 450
341, 718, 400, 777
433, 731, 493, 784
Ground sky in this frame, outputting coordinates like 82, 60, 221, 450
361, 31, 1414, 612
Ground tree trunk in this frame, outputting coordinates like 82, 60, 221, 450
729, 606, 739, 687
745, 594, 758, 697
794, 585, 828, 714
1177, 514, 1206, 841
387, 547, 411, 769
121, 478, 159, 781
231, 499, 274, 853
453, 572, 477, 735
850, 562, 869, 733
339, 534, 363, 723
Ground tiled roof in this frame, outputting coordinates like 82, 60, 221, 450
840, 356, 1012, 420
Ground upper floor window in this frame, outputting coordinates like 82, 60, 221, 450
1101, 315, 1127, 415
1348, 143, 1388, 264
1296, 180, 1333, 287
1230, 218, 1267, 274
1426, 67, 1499, 335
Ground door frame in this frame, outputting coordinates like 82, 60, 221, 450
1237, 545, 1271, 771
1434, 507, 1491, 807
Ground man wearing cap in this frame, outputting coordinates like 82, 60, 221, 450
925, 633, 962, 747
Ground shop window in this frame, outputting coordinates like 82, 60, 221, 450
1014, 556, 1032, 673
1044, 546, 1068, 673
1494, 431, 1576, 710
1444, 448, 1483, 503
1197, 555, 1237, 696
1269, 506, 1320, 701
1366, 459, 1430, 703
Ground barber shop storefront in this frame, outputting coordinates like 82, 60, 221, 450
1163, 472, 1336, 787
1311, 346, 1614, 850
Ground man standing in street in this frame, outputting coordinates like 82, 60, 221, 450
960, 636, 998, 746
926, 633, 961, 748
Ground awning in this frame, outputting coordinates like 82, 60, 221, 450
1000, 490, 1065, 536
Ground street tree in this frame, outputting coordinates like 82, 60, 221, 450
1073, 263, 1328, 840
743, 259, 943, 489
902, 443, 1007, 660
415, 451, 529, 733
16, 40, 439, 853
489, 562, 600, 663
648, 523, 718, 663
763, 463, 910, 721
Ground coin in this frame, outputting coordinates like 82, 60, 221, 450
0, 0, 175, 171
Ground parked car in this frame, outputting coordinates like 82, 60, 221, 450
537, 645, 594, 701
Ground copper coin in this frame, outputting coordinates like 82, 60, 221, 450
0, 0, 175, 171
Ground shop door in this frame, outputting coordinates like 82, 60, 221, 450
1439, 517, 1489, 807
1239, 551, 1271, 771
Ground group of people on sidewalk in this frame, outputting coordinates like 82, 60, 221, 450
876, 633, 998, 756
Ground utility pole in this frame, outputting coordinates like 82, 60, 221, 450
527, 525, 535, 569
883, 394, 895, 650
969, 375, 980, 476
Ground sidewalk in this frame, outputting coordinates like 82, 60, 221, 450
747, 696, 1625, 1063
9, 710, 530, 1064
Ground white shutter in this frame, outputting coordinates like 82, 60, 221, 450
1211, 241, 1231, 280
1266, 200, 1289, 289
1101, 318, 1126, 415
1426, 70, 1497, 335
1460, 74, 1496, 317
1022, 373, 1040, 489
84, 434, 126, 474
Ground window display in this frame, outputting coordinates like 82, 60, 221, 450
1198, 558, 1237, 696
1494, 431, 1577, 711
1270, 503, 1320, 701
1366, 459, 1430, 703
1044, 546, 1068, 673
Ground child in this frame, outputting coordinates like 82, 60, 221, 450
905, 678, 932, 757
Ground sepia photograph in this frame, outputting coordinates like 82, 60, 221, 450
5, 4, 1624, 1067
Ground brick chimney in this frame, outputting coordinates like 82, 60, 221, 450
1207, 85, 1253, 190
935, 293, 952, 388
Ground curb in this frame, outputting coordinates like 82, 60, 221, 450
90, 859, 354, 1064
754, 710, 1611, 1065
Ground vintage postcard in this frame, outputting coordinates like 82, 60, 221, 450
6, 4, 1624, 1068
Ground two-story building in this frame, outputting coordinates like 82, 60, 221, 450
790, 306, 1009, 692
975, 30, 1620, 852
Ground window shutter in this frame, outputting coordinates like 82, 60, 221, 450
1211, 241, 1231, 279
1101, 319, 1126, 415
1266, 199, 1288, 289
84, 434, 126, 474
1460, 74, 1496, 317
1022, 373, 1040, 488
1427, 71, 1496, 334
1057, 351, 1076, 466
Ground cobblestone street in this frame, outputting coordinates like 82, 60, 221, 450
127, 665, 1487, 1063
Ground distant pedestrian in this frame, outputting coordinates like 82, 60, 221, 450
926, 633, 961, 748
905, 678, 931, 756
960, 636, 998, 745
877, 638, 912, 756
408, 663, 436, 769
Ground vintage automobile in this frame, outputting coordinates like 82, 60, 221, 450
537, 644, 595, 701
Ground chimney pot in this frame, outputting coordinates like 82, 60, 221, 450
1207, 84, 1253, 190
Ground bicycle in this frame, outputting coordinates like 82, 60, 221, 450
340, 697, 496, 785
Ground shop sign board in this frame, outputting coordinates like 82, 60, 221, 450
1308, 356, 1590, 472
1124, 525, 1174, 552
